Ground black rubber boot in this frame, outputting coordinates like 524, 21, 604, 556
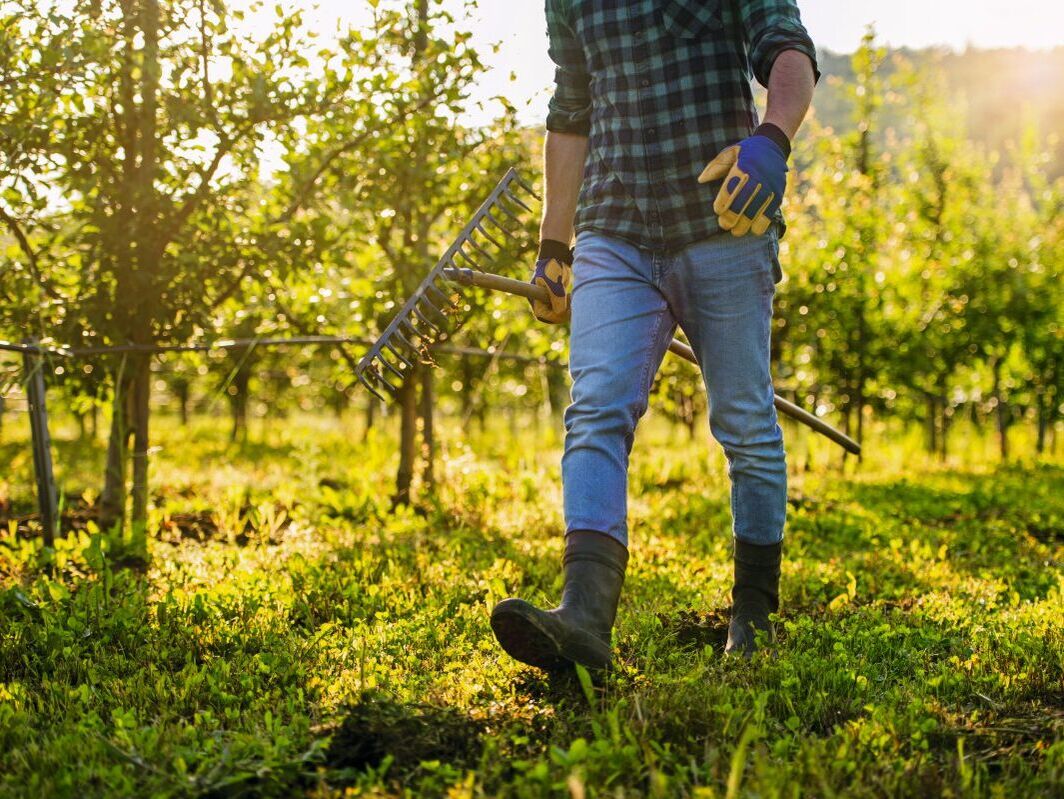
490, 530, 628, 672
725, 538, 782, 658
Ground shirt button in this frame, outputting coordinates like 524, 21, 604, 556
641, 79, 650, 87
648, 128, 657, 137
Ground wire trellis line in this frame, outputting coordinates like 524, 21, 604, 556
2, 336, 559, 367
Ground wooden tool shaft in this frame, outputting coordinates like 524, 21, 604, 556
442, 267, 861, 456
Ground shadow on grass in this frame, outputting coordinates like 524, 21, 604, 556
323, 692, 484, 776
654, 607, 731, 654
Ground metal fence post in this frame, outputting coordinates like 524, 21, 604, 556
22, 342, 58, 546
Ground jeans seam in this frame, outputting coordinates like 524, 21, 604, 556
639, 305, 667, 413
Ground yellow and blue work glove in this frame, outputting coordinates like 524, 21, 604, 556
529, 239, 574, 324
698, 123, 791, 237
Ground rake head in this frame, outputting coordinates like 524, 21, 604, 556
355, 168, 539, 401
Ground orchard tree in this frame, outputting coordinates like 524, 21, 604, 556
269, 0, 531, 504
884, 65, 989, 458
0, 0, 513, 544
778, 32, 895, 456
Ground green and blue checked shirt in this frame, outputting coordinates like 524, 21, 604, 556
546, 0, 819, 251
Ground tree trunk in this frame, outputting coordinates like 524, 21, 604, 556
925, 395, 937, 455
681, 393, 697, 440
175, 379, 190, 426
839, 393, 854, 469
229, 368, 250, 443
130, 354, 151, 545
854, 382, 865, 461
363, 397, 377, 440
394, 371, 418, 507
331, 389, 347, 420
457, 355, 474, 419
997, 403, 1010, 462
100, 369, 133, 531
1036, 391, 1048, 455
363, 397, 377, 438
939, 401, 951, 461
992, 360, 1009, 461
420, 366, 435, 487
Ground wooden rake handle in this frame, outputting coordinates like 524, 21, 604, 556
443, 268, 861, 456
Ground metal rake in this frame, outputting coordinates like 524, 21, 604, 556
356, 167, 861, 456
355, 167, 537, 400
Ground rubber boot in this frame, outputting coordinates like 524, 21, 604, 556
725, 538, 782, 658
490, 530, 628, 672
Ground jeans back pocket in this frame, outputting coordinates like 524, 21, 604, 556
660, 0, 722, 39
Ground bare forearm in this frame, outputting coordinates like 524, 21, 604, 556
762, 49, 816, 141
540, 130, 588, 243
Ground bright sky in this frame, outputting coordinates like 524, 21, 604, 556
261, 1, 1064, 123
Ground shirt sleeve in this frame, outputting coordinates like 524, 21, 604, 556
545, 0, 592, 135
739, 0, 821, 89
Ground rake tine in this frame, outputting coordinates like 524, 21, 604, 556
399, 327, 434, 361
376, 351, 407, 381
474, 222, 507, 252
392, 324, 421, 353
512, 173, 540, 200
399, 318, 430, 346
417, 293, 451, 324
412, 303, 444, 336
484, 210, 520, 239
377, 370, 403, 395
464, 235, 499, 265
452, 247, 484, 271
356, 370, 390, 402
360, 360, 399, 397
392, 339, 435, 370
493, 196, 527, 226
502, 187, 535, 214
369, 350, 401, 379
404, 327, 435, 360
384, 341, 415, 370
424, 277, 460, 309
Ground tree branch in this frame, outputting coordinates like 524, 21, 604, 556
0, 205, 62, 300
164, 128, 242, 241
207, 257, 254, 311
267, 275, 364, 376
274, 87, 447, 226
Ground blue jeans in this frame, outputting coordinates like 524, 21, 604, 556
563, 231, 787, 547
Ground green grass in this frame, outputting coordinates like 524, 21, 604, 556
0, 412, 1061, 797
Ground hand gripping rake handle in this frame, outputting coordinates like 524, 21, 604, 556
443, 267, 861, 456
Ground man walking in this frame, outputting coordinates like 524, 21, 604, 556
491, 1, 818, 669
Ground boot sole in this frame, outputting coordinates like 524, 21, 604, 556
490, 601, 569, 671
490, 600, 611, 672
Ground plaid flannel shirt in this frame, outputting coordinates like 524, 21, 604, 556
546, 0, 819, 254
